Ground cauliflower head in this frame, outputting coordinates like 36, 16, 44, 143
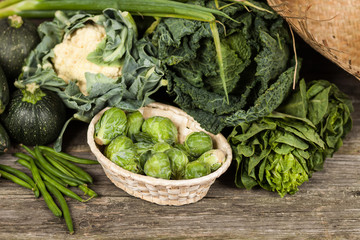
52, 23, 122, 95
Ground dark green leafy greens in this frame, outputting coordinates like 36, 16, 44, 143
277, 79, 353, 157
150, 0, 299, 134
228, 115, 325, 197
228, 79, 353, 197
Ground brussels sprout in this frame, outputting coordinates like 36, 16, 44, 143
111, 149, 141, 174
122, 162, 142, 174
104, 135, 134, 159
144, 152, 172, 179
142, 116, 178, 144
184, 131, 213, 158
133, 132, 155, 144
197, 149, 225, 172
166, 148, 189, 179
153, 142, 172, 153
134, 141, 154, 155
125, 111, 144, 140
94, 107, 127, 145
174, 143, 194, 161
104, 135, 141, 173
139, 150, 152, 170
174, 143, 187, 153
184, 161, 211, 179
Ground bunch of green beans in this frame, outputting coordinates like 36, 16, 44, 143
0, 144, 99, 234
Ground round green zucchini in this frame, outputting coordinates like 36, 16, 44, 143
0, 122, 10, 154
0, 15, 40, 81
1, 86, 66, 146
0, 65, 9, 114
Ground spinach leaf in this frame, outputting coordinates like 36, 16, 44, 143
279, 79, 354, 157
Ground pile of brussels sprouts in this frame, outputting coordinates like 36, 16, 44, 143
94, 107, 225, 180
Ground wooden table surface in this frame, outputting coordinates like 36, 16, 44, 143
1, 34, 360, 240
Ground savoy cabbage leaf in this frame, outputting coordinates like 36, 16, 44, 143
150, 0, 299, 134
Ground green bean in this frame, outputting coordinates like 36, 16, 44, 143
29, 158, 62, 217
36, 163, 68, 187
61, 178, 80, 187
0, 164, 34, 185
78, 184, 98, 198
17, 159, 85, 203
16, 159, 31, 169
45, 154, 77, 178
16, 156, 68, 187
0, 164, 39, 198
39, 146, 99, 165
45, 154, 90, 183
13, 152, 34, 162
42, 173, 85, 202
45, 181, 74, 234
34, 146, 85, 186
0, 169, 34, 191
20, 144, 36, 158
48, 153, 93, 183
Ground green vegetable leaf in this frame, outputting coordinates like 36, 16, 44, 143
277, 79, 308, 118
255, 29, 290, 95
308, 86, 331, 125
272, 132, 309, 150
150, 0, 298, 134
279, 79, 353, 157
86, 39, 123, 67
248, 149, 270, 175
230, 121, 276, 143
224, 64, 299, 126
265, 153, 308, 197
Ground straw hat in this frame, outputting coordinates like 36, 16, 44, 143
267, 0, 360, 79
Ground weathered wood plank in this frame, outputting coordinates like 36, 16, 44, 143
1, 151, 360, 239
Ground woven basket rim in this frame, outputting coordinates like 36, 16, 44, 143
266, 0, 360, 80
87, 103, 232, 187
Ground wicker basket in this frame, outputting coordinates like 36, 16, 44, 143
87, 103, 232, 206
267, 0, 360, 80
